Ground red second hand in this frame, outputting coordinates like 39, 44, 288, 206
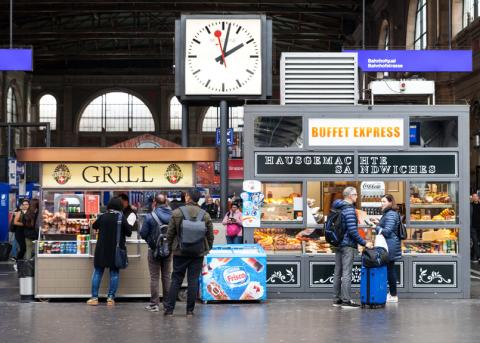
214, 30, 227, 68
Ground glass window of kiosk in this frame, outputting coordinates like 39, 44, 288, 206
409, 117, 458, 147
409, 182, 458, 224
254, 116, 303, 148
39, 191, 101, 256
402, 228, 458, 255
254, 228, 303, 255
262, 183, 303, 222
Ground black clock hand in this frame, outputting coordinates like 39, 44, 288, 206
221, 23, 232, 64
215, 43, 244, 62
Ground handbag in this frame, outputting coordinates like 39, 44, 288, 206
114, 213, 128, 269
362, 247, 389, 268
397, 213, 408, 240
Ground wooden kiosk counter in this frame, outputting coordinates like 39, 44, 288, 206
16, 147, 217, 299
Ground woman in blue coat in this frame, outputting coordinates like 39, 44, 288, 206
372, 194, 402, 303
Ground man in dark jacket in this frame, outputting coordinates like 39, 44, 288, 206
332, 187, 372, 309
119, 193, 138, 231
140, 194, 172, 312
164, 189, 214, 316
471, 193, 480, 262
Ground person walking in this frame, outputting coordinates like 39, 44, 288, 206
371, 194, 402, 303
13, 199, 30, 260
87, 197, 132, 306
119, 193, 138, 231
140, 194, 173, 312
164, 190, 214, 316
332, 187, 372, 309
471, 193, 480, 263
201, 196, 219, 219
222, 202, 243, 244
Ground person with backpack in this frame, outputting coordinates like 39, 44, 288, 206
370, 194, 402, 303
140, 194, 173, 312
164, 189, 214, 316
330, 187, 373, 309
222, 202, 243, 244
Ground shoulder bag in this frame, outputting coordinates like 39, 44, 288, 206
114, 213, 128, 269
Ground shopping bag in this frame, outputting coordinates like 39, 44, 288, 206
374, 234, 389, 252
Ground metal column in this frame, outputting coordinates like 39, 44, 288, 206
220, 100, 229, 217
181, 102, 189, 147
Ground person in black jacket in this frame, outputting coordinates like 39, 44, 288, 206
332, 187, 373, 309
471, 193, 480, 262
119, 193, 138, 231
87, 197, 132, 306
201, 195, 219, 219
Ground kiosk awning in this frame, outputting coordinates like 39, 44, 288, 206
16, 147, 218, 163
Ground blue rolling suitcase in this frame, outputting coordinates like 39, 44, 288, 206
360, 265, 387, 308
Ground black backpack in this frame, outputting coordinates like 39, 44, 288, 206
325, 206, 348, 247
178, 206, 207, 256
150, 211, 170, 260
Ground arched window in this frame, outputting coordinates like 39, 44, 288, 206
202, 106, 244, 132
39, 94, 57, 130
170, 96, 182, 130
6, 87, 17, 123
79, 92, 155, 132
414, 0, 427, 50
463, 0, 479, 27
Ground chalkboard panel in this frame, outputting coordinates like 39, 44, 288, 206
266, 262, 301, 288
310, 262, 404, 288
413, 262, 457, 288
256, 153, 354, 176
358, 154, 457, 176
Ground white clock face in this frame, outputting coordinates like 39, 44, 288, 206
184, 19, 262, 96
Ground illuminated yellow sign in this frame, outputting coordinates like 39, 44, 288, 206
42, 163, 194, 188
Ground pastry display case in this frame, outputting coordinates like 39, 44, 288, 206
254, 229, 302, 253
402, 228, 458, 254
409, 182, 458, 224
262, 183, 303, 222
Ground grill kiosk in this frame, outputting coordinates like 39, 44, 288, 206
16, 147, 217, 299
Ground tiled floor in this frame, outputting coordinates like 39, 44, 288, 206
2, 261, 480, 343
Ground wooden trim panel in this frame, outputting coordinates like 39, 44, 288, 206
16, 148, 218, 162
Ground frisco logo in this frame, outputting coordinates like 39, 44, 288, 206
223, 267, 249, 287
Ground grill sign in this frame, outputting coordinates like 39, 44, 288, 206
42, 163, 193, 188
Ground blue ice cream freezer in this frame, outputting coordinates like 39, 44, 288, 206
200, 244, 267, 301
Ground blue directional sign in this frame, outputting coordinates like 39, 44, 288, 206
216, 128, 234, 146
0, 49, 33, 71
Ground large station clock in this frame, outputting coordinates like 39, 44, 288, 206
176, 15, 271, 99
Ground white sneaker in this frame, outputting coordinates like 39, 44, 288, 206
387, 294, 398, 303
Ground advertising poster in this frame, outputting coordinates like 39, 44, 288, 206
84, 195, 100, 215
201, 245, 267, 301
241, 180, 264, 227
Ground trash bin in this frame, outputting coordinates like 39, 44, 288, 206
17, 259, 35, 301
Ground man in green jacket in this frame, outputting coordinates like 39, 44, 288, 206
164, 189, 214, 316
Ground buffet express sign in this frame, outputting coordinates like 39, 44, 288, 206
308, 118, 404, 146
41, 163, 194, 188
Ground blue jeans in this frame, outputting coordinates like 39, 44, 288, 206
91, 266, 119, 299
226, 236, 243, 244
